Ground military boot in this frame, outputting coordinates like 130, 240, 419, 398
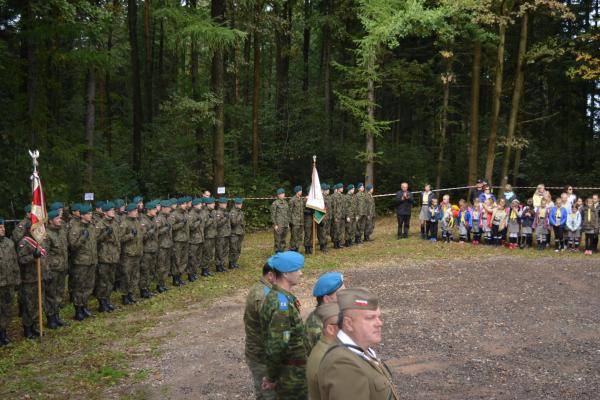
47, 314, 59, 329
216, 264, 227, 273
0, 329, 9, 345
23, 325, 35, 339
127, 292, 137, 304
106, 301, 115, 312
319, 244, 327, 253
56, 311, 68, 326
346, 239, 353, 247
156, 284, 166, 293
74, 306, 86, 321
83, 306, 93, 318
304, 246, 312, 255
355, 235, 362, 244
140, 288, 151, 299
98, 299, 109, 313
201, 268, 214, 277
122, 295, 132, 305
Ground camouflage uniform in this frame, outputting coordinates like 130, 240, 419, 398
156, 211, 173, 288
68, 219, 98, 308
366, 192, 376, 239
140, 213, 158, 293
95, 216, 120, 304
288, 196, 304, 251
244, 277, 275, 400
119, 216, 143, 295
215, 207, 231, 271
355, 190, 368, 242
11, 217, 30, 244
203, 208, 217, 272
304, 308, 323, 354
187, 208, 203, 279
331, 192, 346, 247
271, 198, 290, 252
169, 208, 189, 278
229, 207, 245, 268
45, 223, 69, 318
317, 193, 332, 248
344, 193, 357, 246
0, 235, 20, 332
260, 284, 308, 399
17, 236, 49, 329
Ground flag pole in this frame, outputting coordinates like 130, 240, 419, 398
29, 150, 44, 339
312, 155, 317, 255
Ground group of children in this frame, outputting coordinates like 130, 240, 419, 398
419, 190, 600, 255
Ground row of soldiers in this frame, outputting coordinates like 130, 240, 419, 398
271, 183, 376, 254
0, 194, 245, 344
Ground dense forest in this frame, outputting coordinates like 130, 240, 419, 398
0, 0, 599, 220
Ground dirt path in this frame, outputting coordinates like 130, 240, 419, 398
110, 255, 600, 400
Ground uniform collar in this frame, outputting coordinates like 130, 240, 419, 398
337, 330, 377, 360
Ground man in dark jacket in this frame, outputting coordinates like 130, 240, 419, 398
394, 182, 413, 239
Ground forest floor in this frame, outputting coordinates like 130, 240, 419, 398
1, 216, 599, 399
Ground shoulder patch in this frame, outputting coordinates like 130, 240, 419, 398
263, 286, 271, 297
277, 292, 289, 311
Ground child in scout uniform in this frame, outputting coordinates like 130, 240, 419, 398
518, 199, 535, 249
481, 198, 495, 244
566, 204, 582, 251
490, 198, 507, 246
533, 199, 550, 251
440, 202, 455, 243
456, 200, 471, 243
581, 197, 598, 255
549, 197, 568, 252
506, 199, 521, 249
426, 198, 442, 241
471, 198, 482, 245
419, 184, 436, 240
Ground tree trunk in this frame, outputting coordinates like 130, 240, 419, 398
365, 58, 375, 186
211, 0, 226, 189
143, 0, 153, 123
24, 0, 37, 146
252, 29, 261, 174
128, 0, 143, 176
484, 2, 507, 186
322, 0, 332, 135
499, 12, 528, 196
243, 36, 251, 105
274, 0, 291, 140
436, 56, 453, 190
302, 0, 311, 92
512, 147, 521, 187
467, 41, 481, 197
84, 69, 96, 188
158, 19, 164, 110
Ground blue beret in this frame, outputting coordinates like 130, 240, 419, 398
313, 272, 344, 297
267, 251, 305, 273
49, 202, 64, 211
205, 197, 215, 204
366, 184, 373, 190
126, 203, 137, 212
192, 198, 203, 206
293, 185, 302, 194
24, 204, 32, 213
0, 217, 4, 225
217, 197, 229, 203
234, 197, 244, 204
321, 183, 329, 190
48, 210, 60, 220
160, 199, 171, 207
357, 183, 364, 188
79, 204, 92, 215
347, 184, 355, 190
133, 196, 143, 204
101, 201, 115, 212
276, 188, 285, 195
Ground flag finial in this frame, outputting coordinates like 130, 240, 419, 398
29, 149, 40, 173
312, 155, 316, 164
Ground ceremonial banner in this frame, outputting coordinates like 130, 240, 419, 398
306, 159, 326, 224
29, 150, 47, 244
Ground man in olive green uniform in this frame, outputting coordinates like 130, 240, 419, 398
288, 186, 304, 252
198, 198, 213, 277
140, 201, 158, 297
244, 262, 276, 400
119, 203, 143, 304
215, 197, 231, 273
317, 184, 331, 253
45, 210, 69, 327
259, 251, 308, 399
0, 218, 21, 345
93, 201, 104, 225
69, 204, 98, 321
331, 184, 346, 249
318, 288, 399, 400
168, 197, 189, 286
354, 183, 368, 244
202, 197, 218, 275
365, 184, 376, 241
113, 199, 126, 224
307, 302, 340, 400
344, 184, 357, 248
305, 271, 345, 353
271, 188, 290, 253
229, 198, 245, 269
187, 198, 204, 281
95, 202, 120, 312
11, 205, 32, 244
156, 199, 173, 292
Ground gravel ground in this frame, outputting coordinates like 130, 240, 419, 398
110, 255, 600, 399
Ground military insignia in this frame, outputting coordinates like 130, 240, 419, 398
282, 331, 290, 344
355, 299, 369, 307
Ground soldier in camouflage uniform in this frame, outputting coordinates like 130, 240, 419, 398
215, 197, 231, 273
168, 197, 189, 286
304, 271, 345, 353
317, 184, 331, 252
303, 192, 314, 255
68, 204, 98, 321
44, 210, 69, 328
156, 199, 173, 292
0, 218, 21, 345
271, 188, 290, 253
119, 203, 143, 304
187, 198, 204, 281
94, 202, 120, 313
139, 201, 158, 297
93, 201, 104, 225
114, 199, 126, 224
288, 186, 304, 252
11, 204, 32, 244
229, 198, 245, 269
365, 184, 376, 241
198, 198, 212, 277
244, 262, 276, 400
259, 251, 308, 399
202, 197, 218, 275
354, 183, 368, 244
344, 184, 357, 247
331, 184, 346, 249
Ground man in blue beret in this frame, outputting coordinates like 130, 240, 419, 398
271, 188, 290, 253
317, 184, 332, 253
11, 204, 33, 244
305, 271, 345, 352
289, 186, 304, 252
365, 184, 376, 241
229, 198, 245, 269
259, 251, 308, 398
0, 217, 20, 345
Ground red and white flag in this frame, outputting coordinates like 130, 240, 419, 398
29, 151, 47, 244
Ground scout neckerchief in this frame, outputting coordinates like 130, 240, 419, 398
510, 209, 518, 220
422, 192, 430, 204
460, 211, 466, 225
555, 207, 562, 222
539, 207, 546, 219
588, 208, 592, 222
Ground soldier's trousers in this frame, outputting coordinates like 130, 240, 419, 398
71, 264, 96, 307
45, 270, 67, 316
157, 247, 172, 286
356, 215, 367, 238
317, 220, 328, 246
216, 236, 230, 266
246, 359, 276, 400
273, 227, 288, 252
345, 217, 357, 241
94, 263, 116, 301
333, 219, 345, 243
275, 365, 307, 400
120, 256, 140, 294
0, 286, 15, 330
172, 241, 188, 276
203, 238, 216, 269
187, 244, 202, 275
229, 234, 243, 264
366, 215, 375, 237
140, 252, 156, 290
289, 224, 303, 250
20, 282, 45, 327
303, 218, 313, 247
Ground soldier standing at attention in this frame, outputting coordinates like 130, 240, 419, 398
198, 198, 212, 277
271, 188, 290, 253
305, 271, 345, 353
93, 201, 104, 225
243, 262, 276, 400
0, 218, 21, 345
139, 201, 158, 297
355, 183, 368, 244
202, 197, 218, 275
169, 197, 189, 287
259, 251, 308, 399
303, 188, 314, 255
215, 197, 231, 273
114, 199, 126, 224
344, 184, 357, 247
306, 302, 340, 400
229, 198, 245, 269
288, 186, 304, 252
365, 184, 376, 241
44, 210, 69, 327
119, 203, 143, 304
95, 201, 120, 312
318, 288, 399, 400
317, 184, 331, 253
68, 204, 98, 321
187, 198, 204, 281
155, 199, 173, 292
330, 184, 345, 249
12, 205, 32, 243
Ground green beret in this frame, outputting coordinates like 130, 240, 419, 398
336, 183, 343, 190
114, 199, 125, 208
160, 199, 171, 207
321, 183, 329, 190
347, 184, 354, 190
79, 204, 92, 215
49, 202, 64, 211
357, 182, 364, 188
366, 184, 373, 190
101, 201, 115, 212
151, 198, 161, 204
338, 287, 379, 311
169, 198, 177, 205
192, 198, 203, 206
95, 201, 104, 209
71, 203, 81, 212
217, 197, 229, 204
24, 204, 32, 213
234, 197, 244, 204
177, 197, 187, 205
146, 200, 158, 210
48, 210, 60, 220
205, 197, 215, 204
126, 203, 137, 212
293, 185, 302, 194
276, 188, 285, 195
133, 196, 143, 204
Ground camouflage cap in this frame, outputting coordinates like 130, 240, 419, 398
315, 302, 340, 323
337, 287, 379, 311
